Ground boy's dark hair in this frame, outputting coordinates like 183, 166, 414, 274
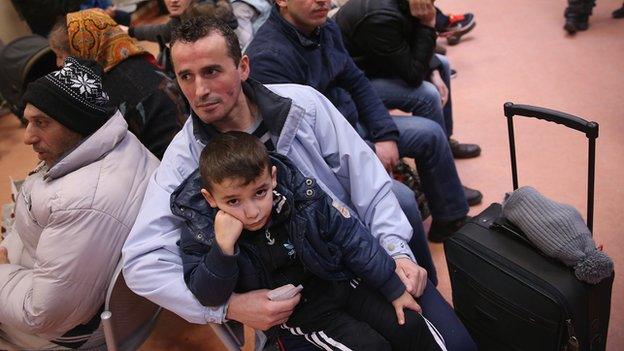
200, 131, 271, 191
171, 16, 242, 66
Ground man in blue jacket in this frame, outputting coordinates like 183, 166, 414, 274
245, 0, 480, 243
123, 16, 475, 351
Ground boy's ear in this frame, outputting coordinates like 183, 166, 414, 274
270, 166, 278, 190
201, 188, 218, 208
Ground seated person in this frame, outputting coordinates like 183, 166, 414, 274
245, 0, 480, 244
335, 0, 481, 159
175, 131, 445, 351
0, 58, 158, 350
48, 9, 188, 159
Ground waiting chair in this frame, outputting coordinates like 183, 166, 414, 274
100, 259, 162, 351
210, 321, 245, 351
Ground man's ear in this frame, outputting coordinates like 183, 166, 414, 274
270, 166, 278, 190
201, 188, 218, 208
274, 0, 287, 9
239, 54, 250, 81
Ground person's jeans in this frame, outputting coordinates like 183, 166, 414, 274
369, 54, 454, 138
393, 116, 468, 222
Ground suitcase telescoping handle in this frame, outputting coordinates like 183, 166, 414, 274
503, 102, 599, 232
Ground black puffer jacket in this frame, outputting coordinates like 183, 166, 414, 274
335, 0, 440, 87
172, 153, 405, 307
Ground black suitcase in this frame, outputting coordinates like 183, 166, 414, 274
444, 103, 614, 351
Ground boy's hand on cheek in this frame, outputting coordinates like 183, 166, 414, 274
215, 210, 244, 255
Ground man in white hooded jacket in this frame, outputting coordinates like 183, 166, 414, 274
0, 57, 158, 350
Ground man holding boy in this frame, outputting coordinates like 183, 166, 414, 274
172, 131, 445, 350
123, 17, 475, 350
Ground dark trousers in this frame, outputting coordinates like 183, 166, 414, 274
278, 282, 445, 351
565, 0, 597, 19
280, 280, 476, 351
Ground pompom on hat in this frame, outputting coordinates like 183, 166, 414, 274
22, 57, 116, 136
502, 186, 614, 284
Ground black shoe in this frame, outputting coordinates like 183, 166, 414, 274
440, 13, 476, 46
564, 19, 578, 34
449, 138, 481, 159
565, 18, 589, 33
614, 6, 624, 18
428, 216, 471, 243
576, 16, 590, 31
564, 10, 590, 33
463, 185, 483, 206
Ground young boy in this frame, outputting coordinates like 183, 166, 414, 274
173, 131, 446, 351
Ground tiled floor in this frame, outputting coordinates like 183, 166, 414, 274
0, 0, 622, 349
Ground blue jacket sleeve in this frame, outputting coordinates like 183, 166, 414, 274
179, 228, 239, 307
320, 196, 406, 302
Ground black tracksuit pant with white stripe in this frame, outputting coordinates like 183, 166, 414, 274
281, 279, 445, 351
243, 207, 444, 351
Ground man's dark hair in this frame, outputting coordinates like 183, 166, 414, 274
49, 15, 70, 55
171, 16, 242, 65
200, 131, 271, 191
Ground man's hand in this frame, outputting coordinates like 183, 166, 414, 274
391, 290, 422, 325
0, 247, 9, 264
226, 290, 301, 330
374, 140, 400, 172
214, 210, 243, 255
430, 70, 449, 107
408, 0, 436, 28
394, 257, 427, 297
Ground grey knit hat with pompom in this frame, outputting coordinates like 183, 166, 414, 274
502, 186, 613, 284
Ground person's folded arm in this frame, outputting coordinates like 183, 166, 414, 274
129, 19, 175, 43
